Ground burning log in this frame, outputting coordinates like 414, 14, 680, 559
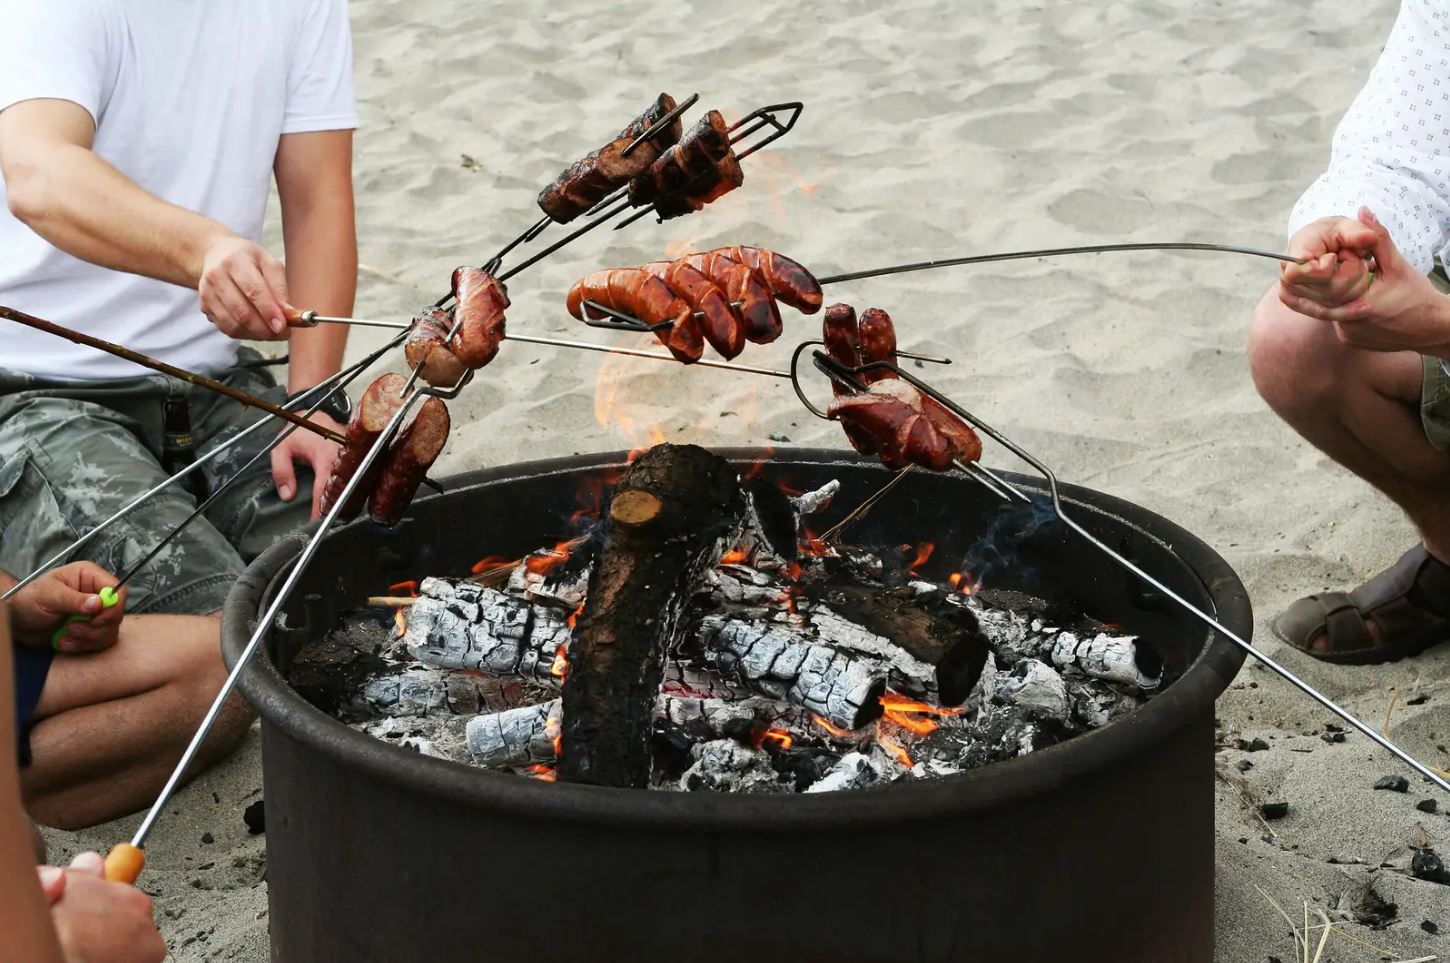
1048, 632, 1161, 690
805, 751, 887, 793
696, 615, 887, 732
807, 606, 944, 701
559, 444, 747, 788
350, 667, 492, 720
403, 578, 569, 684
466, 700, 562, 768
505, 540, 596, 609
727, 478, 840, 571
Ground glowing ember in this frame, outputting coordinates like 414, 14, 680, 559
880, 691, 964, 736
393, 607, 407, 636
877, 727, 914, 768
760, 729, 793, 750
719, 548, 749, 566
545, 713, 563, 758
811, 714, 856, 739
524, 763, 557, 782
388, 579, 419, 597
551, 642, 571, 680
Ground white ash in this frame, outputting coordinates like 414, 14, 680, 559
697, 615, 886, 732
805, 751, 885, 793
404, 578, 568, 683
350, 668, 488, 719
679, 739, 788, 793
466, 700, 561, 767
806, 605, 939, 699
704, 566, 788, 608
1065, 677, 1144, 729
506, 556, 590, 609
992, 659, 1069, 720
661, 663, 753, 702
791, 480, 840, 518
361, 716, 455, 759
1048, 632, 1160, 689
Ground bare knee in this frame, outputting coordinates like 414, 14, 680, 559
1247, 283, 1345, 415
178, 620, 255, 756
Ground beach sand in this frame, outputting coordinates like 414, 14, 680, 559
39, 0, 1450, 958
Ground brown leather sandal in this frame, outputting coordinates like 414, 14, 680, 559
1273, 545, 1450, 664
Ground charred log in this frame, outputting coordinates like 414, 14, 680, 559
403, 578, 569, 683
1048, 631, 1161, 689
559, 444, 746, 788
696, 615, 887, 731
466, 700, 562, 767
349, 667, 493, 720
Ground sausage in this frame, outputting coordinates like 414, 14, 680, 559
641, 260, 743, 359
566, 268, 702, 363
821, 303, 879, 455
537, 94, 681, 224
319, 373, 409, 520
628, 111, 732, 208
653, 151, 744, 221
712, 246, 822, 314
679, 252, 782, 344
367, 396, 451, 526
827, 380, 981, 471
449, 267, 509, 369
404, 307, 469, 388
855, 307, 897, 384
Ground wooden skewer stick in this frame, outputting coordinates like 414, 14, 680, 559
0, 305, 347, 445
366, 595, 420, 607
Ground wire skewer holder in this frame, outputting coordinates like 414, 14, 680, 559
793, 346, 1450, 795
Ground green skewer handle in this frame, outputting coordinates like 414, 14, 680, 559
51, 586, 120, 650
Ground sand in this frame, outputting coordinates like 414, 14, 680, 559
37, 0, 1450, 959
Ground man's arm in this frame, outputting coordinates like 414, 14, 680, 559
275, 129, 356, 393
0, 98, 290, 340
267, 129, 357, 516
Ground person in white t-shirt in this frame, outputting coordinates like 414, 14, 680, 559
1248, 0, 1450, 665
0, 0, 359, 828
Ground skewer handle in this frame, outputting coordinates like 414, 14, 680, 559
103, 843, 145, 884
50, 586, 119, 650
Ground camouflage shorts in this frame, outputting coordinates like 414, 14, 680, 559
0, 349, 313, 615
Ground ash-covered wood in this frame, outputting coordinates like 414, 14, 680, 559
350, 667, 492, 720
679, 739, 786, 793
805, 751, 886, 793
1048, 631, 1161, 689
992, 658, 1069, 720
505, 537, 597, 608
560, 444, 746, 788
728, 479, 839, 572
466, 700, 562, 767
696, 615, 888, 731
403, 577, 569, 683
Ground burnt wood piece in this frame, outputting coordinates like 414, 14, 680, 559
695, 615, 888, 731
403, 577, 569, 683
559, 444, 746, 788
814, 580, 990, 706
286, 636, 388, 717
466, 700, 562, 767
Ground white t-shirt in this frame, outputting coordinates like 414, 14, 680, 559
0, 0, 357, 380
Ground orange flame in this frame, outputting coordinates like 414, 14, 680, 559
907, 542, 935, 575
720, 549, 749, 566
565, 602, 584, 633
551, 642, 571, 681
388, 579, 419, 597
811, 714, 856, 739
393, 607, 407, 636
879, 691, 964, 736
545, 712, 563, 758
524, 763, 557, 782
877, 727, 914, 768
948, 571, 977, 596
525, 540, 576, 577
761, 729, 794, 750
470, 555, 514, 575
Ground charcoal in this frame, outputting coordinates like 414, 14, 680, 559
1424, 921, 1440, 935
1417, 798, 1439, 814
1259, 801, 1289, 820
1411, 848, 1450, 885
1319, 730, 1346, 744
770, 746, 842, 791
1236, 760, 1253, 773
506, 554, 592, 609
242, 801, 265, 835
1236, 737, 1270, 752
1331, 881, 1397, 929
1374, 774, 1410, 792
652, 723, 699, 777
1065, 676, 1143, 729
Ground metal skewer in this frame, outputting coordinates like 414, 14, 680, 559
795, 347, 1450, 795
0, 306, 347, 444
814, 242, 1308, 286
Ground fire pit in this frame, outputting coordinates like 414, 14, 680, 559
222, 448, 1248, 963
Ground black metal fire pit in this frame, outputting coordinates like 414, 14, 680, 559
222, 448, 1248, 963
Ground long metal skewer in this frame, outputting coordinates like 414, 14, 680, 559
0, 306, 346, 444
109, 335, 407, 591
797, 348, 1450, 794
119, 367, 472, 871
0, 362, 373, 605
814, 242, 1307, 286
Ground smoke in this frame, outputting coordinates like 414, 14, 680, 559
957, 495, 1062, 592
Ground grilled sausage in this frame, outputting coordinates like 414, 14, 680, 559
679, 252, 782, 344
449, 267, 509, 369
566, 268, 702, 363
367, 396, 451, 526
537, 94, 681, 224
641, 260, 744, 359
712, 246, 822, 314
405, 307, 469, 388
320, 373, 409, 520
855, 307, 897, 383
828, 380, 981, 471
821, 303, 879, 455
628, 111, 732, 209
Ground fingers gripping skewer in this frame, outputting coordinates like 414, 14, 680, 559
795, 347, 1450, 795
106, 368, 472, 883
0, 306, 346, 444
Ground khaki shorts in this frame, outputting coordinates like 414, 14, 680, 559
1424, 269, 1450, 451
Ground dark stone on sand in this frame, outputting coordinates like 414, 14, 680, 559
1407, 694, 1429, 705
1236, 737, 1270, 752
1373, 775, 1409, 792
243, 800, 265, 835
1236, 759, 1253, 772
201, 832, 214, 845
1320, 731, 1346, 744
1411, 848, 1450, 885
1418, 799, 1440, 814
1260, 801, 1289, 820
1423, 920, 1440, 935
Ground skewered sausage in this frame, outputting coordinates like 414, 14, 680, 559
368, 396, 451, 526
405, 307, 469, 388
641, 260, 744, 359
679, 251, 782, 344
320, 373, 410, 521
821, 303, 880, 454
652, 151, 744, 221
449, 267, 508, 369
537, 94, 682, 224
566, 268, 702, 363
628, 111, 732, 209
709, 245, 822, 314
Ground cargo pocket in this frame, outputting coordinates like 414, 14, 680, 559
0, 447, 81, 579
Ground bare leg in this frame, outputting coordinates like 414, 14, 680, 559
1248, 284, 1450, 558
20, 614, 253, 830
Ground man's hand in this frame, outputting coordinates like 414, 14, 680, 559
1279, 214, 1380, 311
198, 234, 296, 341
8, 563, 125, 653
1282, 207, 1450, 355
49, 866, 167, 963
271, 413, 344, 519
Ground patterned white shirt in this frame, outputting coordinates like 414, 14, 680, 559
1290, 0, 1450, 274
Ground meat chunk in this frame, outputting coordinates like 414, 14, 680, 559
368, 396, 451, 526
319, 373, 409, 521
566, 268, 702, 363
449, 267, 509, 369
404, 307, 468, 388
537, 94, 681, 224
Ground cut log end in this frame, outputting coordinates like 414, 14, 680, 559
609, 489, 663, 526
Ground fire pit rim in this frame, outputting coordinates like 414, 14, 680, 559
223, 447, 1249, 830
